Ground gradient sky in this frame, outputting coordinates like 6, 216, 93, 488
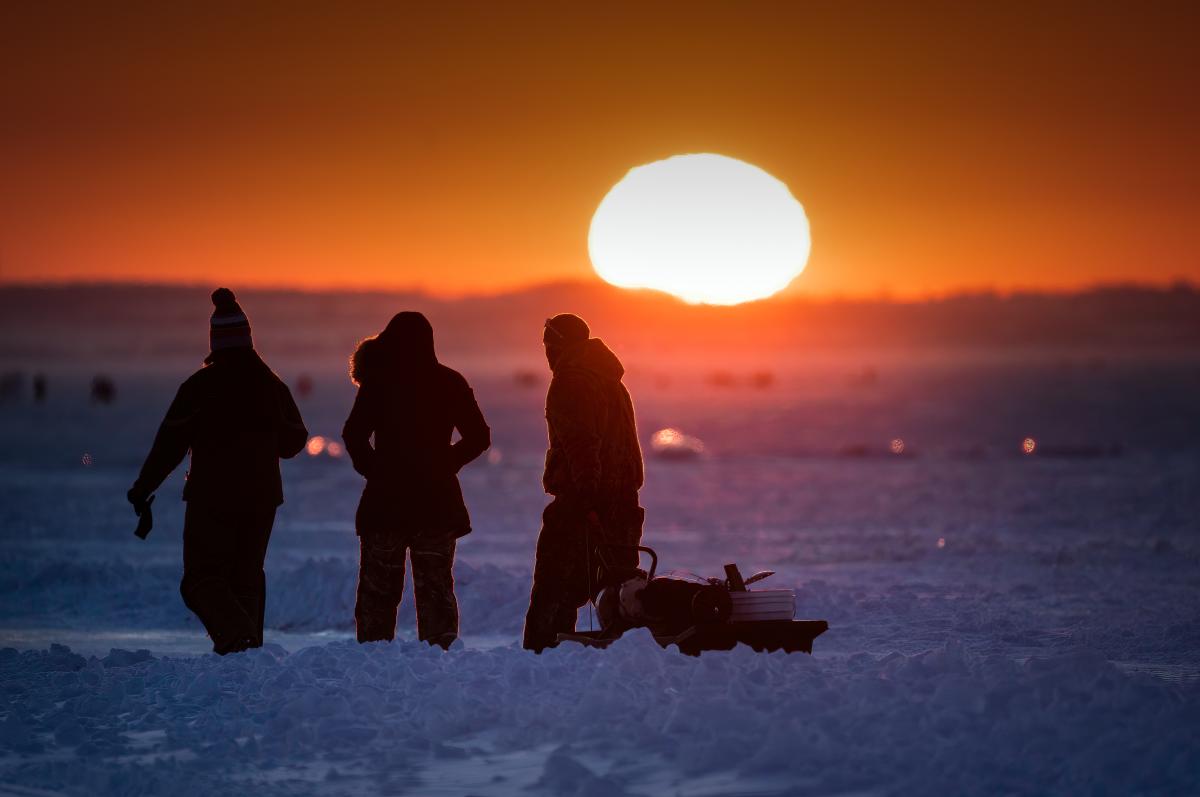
2, 1, 1197, 297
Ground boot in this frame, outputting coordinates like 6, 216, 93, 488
182, 577, 259, 655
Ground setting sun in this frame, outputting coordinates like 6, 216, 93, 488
588, 154, 811, 305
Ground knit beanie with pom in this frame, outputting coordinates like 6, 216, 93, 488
209, 288, 253, 351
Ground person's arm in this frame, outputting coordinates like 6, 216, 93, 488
546, 372, 602, 506
341, 385, 378, 478
275, 379, 309, 459
450, 379, 491, 473
129, 380, 198, 501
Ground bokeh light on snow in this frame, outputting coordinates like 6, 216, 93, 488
306, 436, 343, 458
650, 427, 706, 460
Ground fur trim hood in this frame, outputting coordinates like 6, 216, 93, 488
349, 312, 437, 386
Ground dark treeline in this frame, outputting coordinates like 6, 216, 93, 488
1, 281, 1197, 365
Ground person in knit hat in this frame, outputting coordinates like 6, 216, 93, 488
342, 311, 491, 649
128, 288, 308, 655
209, 287, 254, 351
522, 313, 645, 652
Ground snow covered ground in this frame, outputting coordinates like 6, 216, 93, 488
1, 351, 1198, 794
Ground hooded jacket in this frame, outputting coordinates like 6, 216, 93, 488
133, 348, 309, 506
543, 338, 643, 501
342, 313, 490, 538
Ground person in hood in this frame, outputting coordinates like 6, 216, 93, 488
342, 311, 490, 649
128, 288, 309, 655
522, 313, 645, 652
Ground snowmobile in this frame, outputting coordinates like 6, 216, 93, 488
557, 545, 827, 656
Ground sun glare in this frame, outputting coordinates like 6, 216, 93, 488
588, 153, 811, 305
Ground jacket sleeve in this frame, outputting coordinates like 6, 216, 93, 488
276, 380, 309, 459
341, 386, 377, 478
450, 380, 491, 473
131, 380, 199, 496
546, 372, 602, 501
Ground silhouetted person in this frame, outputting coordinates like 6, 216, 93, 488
90, 374, 116, 404
343, 312, 490, 649
522, 314, 644, 652
32, 373, 47, 403
128, 288, 308, 655
0, 372, 23, 403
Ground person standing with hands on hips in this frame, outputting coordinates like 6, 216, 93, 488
342, 311, 490, 649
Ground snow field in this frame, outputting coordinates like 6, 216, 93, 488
2, 630, 1196, 796
1, 356, 1198, 793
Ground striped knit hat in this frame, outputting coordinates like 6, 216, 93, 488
210, 288, 254, 351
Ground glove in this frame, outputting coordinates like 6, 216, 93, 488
127, 487, 150, 515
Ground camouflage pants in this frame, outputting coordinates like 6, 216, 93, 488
522, 494, 644, 652
355, 533, 458, 648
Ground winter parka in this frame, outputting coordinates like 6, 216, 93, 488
542, 338, 643, 503
342, 315, 490, 538
132, 348, 309, 506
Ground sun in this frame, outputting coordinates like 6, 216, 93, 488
588, 153, 811, 305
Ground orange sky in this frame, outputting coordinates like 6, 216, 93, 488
1, 2, 1197, 297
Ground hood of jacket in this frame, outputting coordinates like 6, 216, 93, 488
553, 337, 624, 381
350, 312, 437, 386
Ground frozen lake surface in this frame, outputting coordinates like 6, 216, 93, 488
0, 352, 1198, 794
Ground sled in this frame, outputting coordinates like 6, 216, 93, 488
558, 619, 828, 656
556, 546, 828, 656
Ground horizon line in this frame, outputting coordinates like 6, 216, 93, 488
0, 275, 1195, 305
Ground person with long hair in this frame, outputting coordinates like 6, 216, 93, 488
342, 312, 490, 648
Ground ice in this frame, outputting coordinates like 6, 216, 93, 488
535, 747, 629, 797
1, 335, 1199, 792
101, 648, 153, 668
4, 636, 1195, 794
